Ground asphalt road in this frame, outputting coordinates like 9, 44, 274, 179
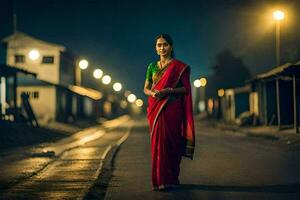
104, 118, 300, 200
1, 117, 300, 200
0, 123, 131, 200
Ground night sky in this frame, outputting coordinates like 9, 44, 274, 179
1, 0, 300, 100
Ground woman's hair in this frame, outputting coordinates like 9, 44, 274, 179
155, 33, 175, 58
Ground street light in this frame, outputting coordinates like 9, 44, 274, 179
102, 75, 111, 85
79, 59, 89, 70
273, 10, 285, 66
273, 10, 285, 20
127, 94, 137, 103
29, 49, 40, 60
218, 88, 225, 97
135, 99, 143, 107
193, 80, 201, 88
76, 59, 89, 86
199, 78, 207, 87
93, 69, 103, 79
113, 82, 122, 92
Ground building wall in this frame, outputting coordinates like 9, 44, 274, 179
279, 80, 293, 126
265, 81, 277, 125
224, 90, 235, 122
234, 93, 249, 117
7, 44, 60, 84
56, 87, 74, 122
250, 92, 259, 116
59, 52, 75, 86
17, 86, 56, 124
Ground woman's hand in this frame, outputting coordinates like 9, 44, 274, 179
152, 88, 172, 100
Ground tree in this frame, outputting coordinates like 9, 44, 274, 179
207, 49, 251, 98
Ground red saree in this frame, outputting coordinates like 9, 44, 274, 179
147, 59, 195, 189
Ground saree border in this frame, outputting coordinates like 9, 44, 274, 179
151, 59, 175, 89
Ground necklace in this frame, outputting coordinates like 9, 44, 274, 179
159, 59, 173, 69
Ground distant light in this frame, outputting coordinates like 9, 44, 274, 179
200, 78, 207, 87
113, 82, 122, 91
198, 101, 206, 112
135, 99, 143, 107
29, 50, 40, 60
127, 94, 136, 103
273, 10, 285, 21
218, 88, 225, 97
93, 69, 103, 79
124, 90, 131, 97
208, 98, 214, 114
120, 100, 128, 109
79, 59, 89, 70
194, 80, 201, 88
102, 75, 111, 84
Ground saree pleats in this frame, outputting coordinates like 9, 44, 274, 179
151, 99, 183, 188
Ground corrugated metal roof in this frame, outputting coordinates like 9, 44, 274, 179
247, 62, 299, 82
255, 63, 292, 79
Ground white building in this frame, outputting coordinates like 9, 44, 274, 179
1, 32, 102, 124
2, 31, 74, 86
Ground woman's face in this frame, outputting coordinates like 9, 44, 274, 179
156, 37, 172, 57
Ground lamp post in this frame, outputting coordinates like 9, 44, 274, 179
199, 77, 207, 101
193, 79, 201, 113
273, 10, 285, 66
193, 77, 207, 113
76, 59, 89, 86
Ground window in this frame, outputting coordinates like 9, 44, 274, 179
21, 91, 39, 99
42, 56, 54, 64
15, 55, 25, 63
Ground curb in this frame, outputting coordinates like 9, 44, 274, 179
83, 126, 132, 200
0, 116, 130, 192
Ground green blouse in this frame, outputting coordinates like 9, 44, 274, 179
145, 61, 187, 102
145, 61, 183, 88
146, 62, 160, 83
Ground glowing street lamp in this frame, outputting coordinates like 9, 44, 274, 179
102, 75, 111, 85
79, 59, 89, 70
194, 80, 201, 88
29, 50, 40, 60
93, 69, 103, 79
218, 88, 225, 97
273, 10, 285, 21
135, 99, 143, 107
199, 78, 207, 87
127, 94, 136, 103
273, 10, 285, 66
113, 82, 122, 92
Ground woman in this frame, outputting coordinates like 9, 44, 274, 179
144, 34, 195, 191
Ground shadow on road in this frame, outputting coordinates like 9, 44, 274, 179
169, 183, 300, 193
